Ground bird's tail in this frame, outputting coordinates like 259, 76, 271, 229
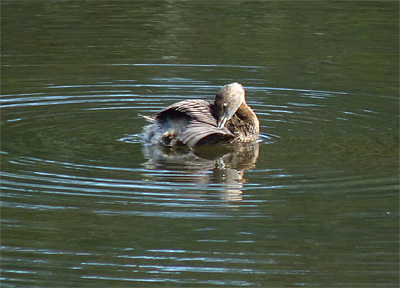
139, 113, 155, 123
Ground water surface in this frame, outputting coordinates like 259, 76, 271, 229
1, 1, 399, 287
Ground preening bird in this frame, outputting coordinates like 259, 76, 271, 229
142, 83, 259, 148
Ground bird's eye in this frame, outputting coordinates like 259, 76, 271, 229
223, 102, 227, 108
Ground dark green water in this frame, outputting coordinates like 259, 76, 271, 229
1, 1, 399, 287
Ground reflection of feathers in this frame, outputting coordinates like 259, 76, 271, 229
143, 100, 234, 148
143, 141, 260, 172
142, 141, 260, 201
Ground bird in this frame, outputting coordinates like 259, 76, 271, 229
142, 82, 259, 148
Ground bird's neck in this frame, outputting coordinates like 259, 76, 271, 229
236, 102, 258, 125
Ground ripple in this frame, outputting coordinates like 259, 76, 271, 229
117, 133, 143, 144
1, 154, 263, 218
2, 79, 391, 136
107, 63, 264, 69
2, 80, 398, 288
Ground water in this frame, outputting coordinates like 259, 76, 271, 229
1, 1, 399, 287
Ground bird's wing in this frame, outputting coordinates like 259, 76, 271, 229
179, 122, 234, 148
147, 99, 232, 147
155, 100, 217, 126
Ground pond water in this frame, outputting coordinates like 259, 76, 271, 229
1, 1, 399, 287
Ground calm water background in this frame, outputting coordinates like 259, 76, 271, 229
1, 1, 399, 287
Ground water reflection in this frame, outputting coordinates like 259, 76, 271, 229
142, 142, 260, 201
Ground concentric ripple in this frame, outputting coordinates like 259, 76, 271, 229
1, 74, 398, 287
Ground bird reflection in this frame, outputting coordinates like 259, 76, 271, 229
142, 142, 259, 201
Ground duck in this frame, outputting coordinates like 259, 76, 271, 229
142, 82, 259, 148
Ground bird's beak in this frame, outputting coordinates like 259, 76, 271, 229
217, 110, 229, 128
